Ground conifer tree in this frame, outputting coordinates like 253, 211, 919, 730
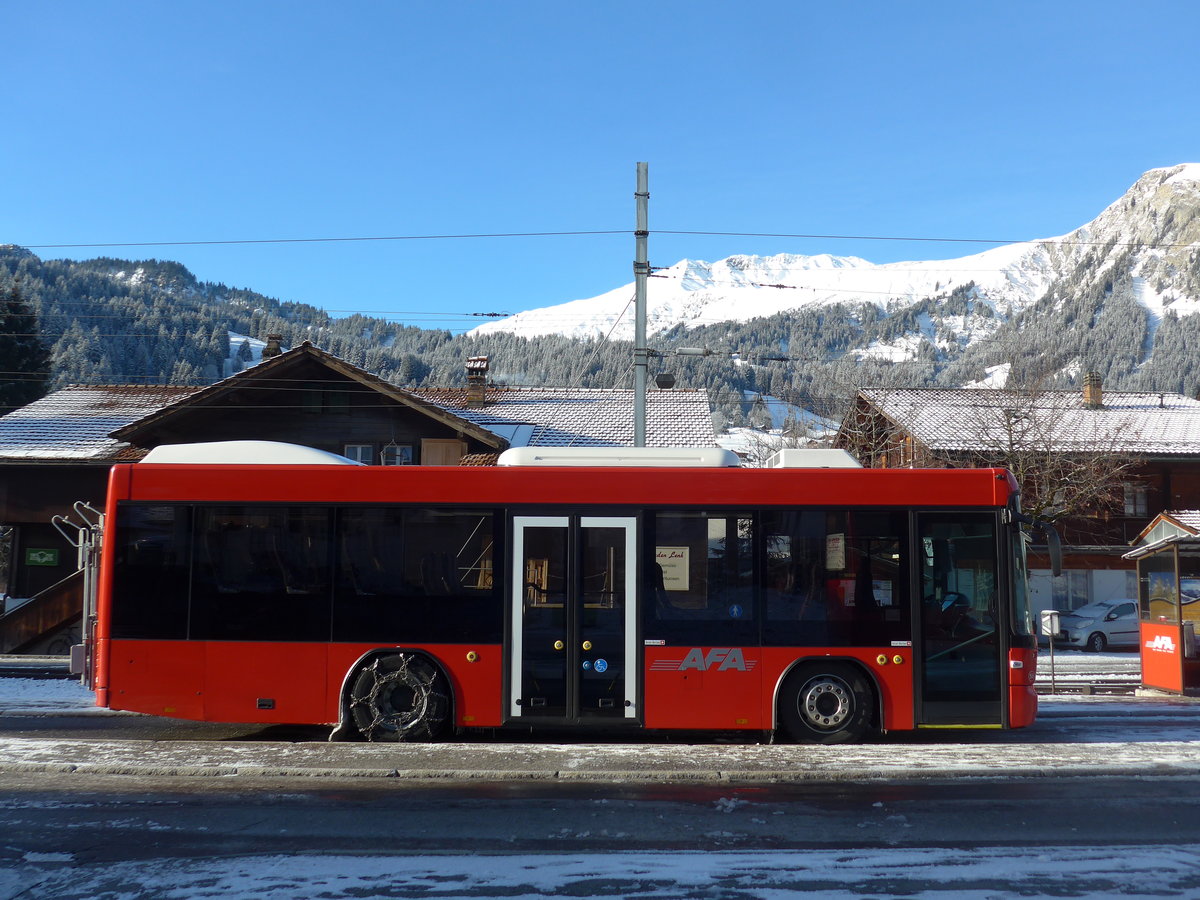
0, 281, 50, 412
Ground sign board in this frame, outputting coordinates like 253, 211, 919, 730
1039, 609, 1060, 637
1141, 621, 1184, 693
25, 548, 59, 567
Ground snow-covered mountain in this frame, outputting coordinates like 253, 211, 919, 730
471, 165, 1200, 358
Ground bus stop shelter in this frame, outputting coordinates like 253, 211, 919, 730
1124, 534, 1200, 695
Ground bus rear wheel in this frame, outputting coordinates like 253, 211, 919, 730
778, 663, 873, 744
348, 653, 450, 742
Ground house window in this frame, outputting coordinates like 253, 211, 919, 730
1052, 569, 1092, 611
381, 444, 414, 466
344, 444, 373, 465
1123, 483, 1148, 517
304, 387, 352, 414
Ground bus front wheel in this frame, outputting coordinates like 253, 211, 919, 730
778, 663, 873, 744
348, 653, 450, 742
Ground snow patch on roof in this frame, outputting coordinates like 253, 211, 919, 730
859, 387, 1200, 455
414, 387, 716, 449
0, 386, 199, 461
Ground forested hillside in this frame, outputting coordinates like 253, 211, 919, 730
3, 233, 1200, 432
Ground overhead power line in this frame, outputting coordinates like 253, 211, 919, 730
16, 231, 628, 250
10, 229, 1200, 252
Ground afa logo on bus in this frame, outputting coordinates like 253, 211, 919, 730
650, 648, 759, 672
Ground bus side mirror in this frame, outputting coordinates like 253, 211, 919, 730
1040, 522, 1063, 578
1014, 511, 1062, 578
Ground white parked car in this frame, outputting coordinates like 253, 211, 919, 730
1054, 599, 1139, 652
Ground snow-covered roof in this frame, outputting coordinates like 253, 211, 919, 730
413, 387, 716, 448
1164, 510, 1200, 532
1128, 508, 1200, 553
856, 387, 1200, 455
0, 385, 200, 462
0, 380, 715, 462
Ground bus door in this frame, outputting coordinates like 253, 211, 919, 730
509, 516, 638, 723
914, 512, 1004, 726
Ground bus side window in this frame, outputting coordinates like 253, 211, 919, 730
190, 507, 333, 643
645, 511, 756, 645
763, 509, 908, 647
333, 508, 501, 644
110, 504, 190, 640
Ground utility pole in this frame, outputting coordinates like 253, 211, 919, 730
633, 162, 649, 447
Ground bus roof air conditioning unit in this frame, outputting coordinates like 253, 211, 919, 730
764, 449, 862, 468
497, 447, 740, 468
140, 441, 364, 466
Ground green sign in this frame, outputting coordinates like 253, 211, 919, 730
25, 548, 59, 567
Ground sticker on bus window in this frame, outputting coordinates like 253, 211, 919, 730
656, 546, 690, 591
826, 533, 845, 570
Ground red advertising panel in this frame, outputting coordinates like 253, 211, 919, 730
1140, 621, 1184, 693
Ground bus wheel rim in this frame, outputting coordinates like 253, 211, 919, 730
799, 675, 853, 730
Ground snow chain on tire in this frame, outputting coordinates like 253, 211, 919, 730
348, 653, 450, 742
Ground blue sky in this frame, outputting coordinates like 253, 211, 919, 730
5, 1, 1198, 332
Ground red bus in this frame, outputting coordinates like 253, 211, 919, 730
91, 443, 1040, 744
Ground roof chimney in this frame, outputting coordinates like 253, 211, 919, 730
1083, 371, 1103, 408
262, 334, 284, 359
466, 355, 489, 408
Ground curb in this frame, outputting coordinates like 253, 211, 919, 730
2, 760, 1200, 783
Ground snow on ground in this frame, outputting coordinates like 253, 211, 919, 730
714, 390, 839, 466
0, 676, 99, 713
6, 654, 1200, 777
1038, 648, 1140, 680
1132, 274, 1200, 351
470, 243, 1048, 343
3, 845, 1200, 899
962, 363, 1011, 388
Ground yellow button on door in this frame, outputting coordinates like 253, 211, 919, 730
582, 640, 593, 651
553, 640, 565, 651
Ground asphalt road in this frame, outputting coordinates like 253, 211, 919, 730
1, 772, 1196, 857
3, 769, 1200, 898
4, 665, 1200, 899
